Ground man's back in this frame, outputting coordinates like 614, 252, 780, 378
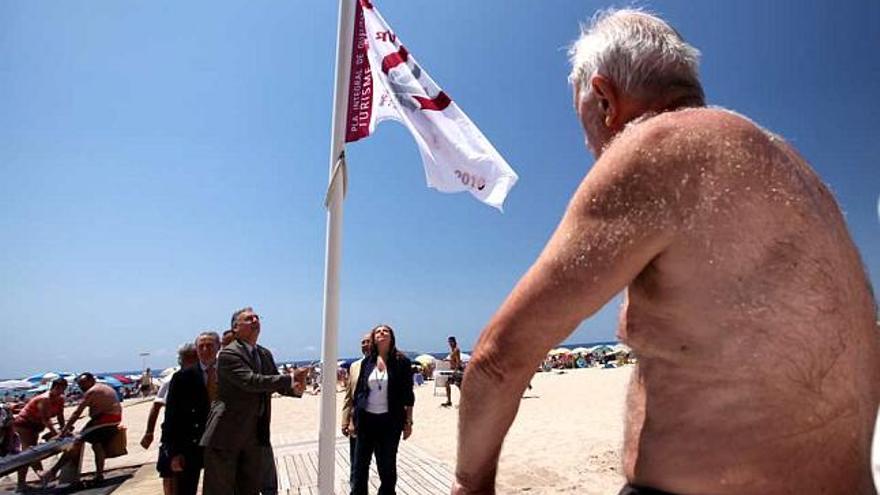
84, 383, 121, 418
618, 108, 879, 494
163, 366, 210, 458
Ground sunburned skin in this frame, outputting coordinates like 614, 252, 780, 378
454, 106, 879, 495
83, 383, 122, 418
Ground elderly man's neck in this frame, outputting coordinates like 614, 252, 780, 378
619, 89, 704, 131
645, 87, 705, 114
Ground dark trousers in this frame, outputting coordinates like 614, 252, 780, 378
261, 445, 278, 495
349, 436, 357, 490
351, 412, 402, 495
202, 444, 263, 495
173, 466, 201, 495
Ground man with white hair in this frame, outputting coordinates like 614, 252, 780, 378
454, 8, 879, 495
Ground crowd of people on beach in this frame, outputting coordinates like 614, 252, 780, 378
2, 308, 469, 495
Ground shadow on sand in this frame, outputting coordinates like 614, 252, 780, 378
0, 466, 138, 495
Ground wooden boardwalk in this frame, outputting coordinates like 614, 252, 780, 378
272, 437, 453, 495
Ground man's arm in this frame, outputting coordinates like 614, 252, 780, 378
220, 348, 294, 394
162, 371, 186, 458
341, 361, 360, 436
55, 410, 65, 432
140, 402, 163, 449
454, 119, 698, 492
36, 399, 59, 436
61, 387, 95, 436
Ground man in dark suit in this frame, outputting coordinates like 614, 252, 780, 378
200, 307, 307, 495
163, 332, 219, 495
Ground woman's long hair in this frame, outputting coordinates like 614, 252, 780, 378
369, 324, 399, 361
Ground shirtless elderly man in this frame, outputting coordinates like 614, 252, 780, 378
454, 9, 879, 495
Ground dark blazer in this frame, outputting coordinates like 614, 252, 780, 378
162, 365, 210, 467
200, 339, 295, 451
353, 353, 415, 431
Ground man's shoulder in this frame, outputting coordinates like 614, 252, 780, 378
175, 365, 201, 380
351, 358, 364, 372
91, 383, 112, 394
220, 341, 247, 358
617, 107, 767, 158
572, 107, 766, 221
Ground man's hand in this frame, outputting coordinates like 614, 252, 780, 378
170, 454, 185, 472
402, 422, 413, 440
290, 367, 309, 396
341, 425, 350, 437
140, 432, 154, 449
292, 367, 309, 383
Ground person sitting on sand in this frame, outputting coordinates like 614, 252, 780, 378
454, 8, 879, 495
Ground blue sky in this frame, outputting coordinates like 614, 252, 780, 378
1, 0, 877, 378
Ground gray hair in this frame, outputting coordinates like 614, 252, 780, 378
195, 331, 221, 346
231, 306, 254, 330
568, 8, 703, 100
177, 343, 197, 365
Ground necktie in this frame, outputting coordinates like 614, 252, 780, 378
251, 347, 262, 372
251, 348, 266, 416
206, 365, 218, 402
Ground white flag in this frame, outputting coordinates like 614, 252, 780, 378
345, 0, 518, 210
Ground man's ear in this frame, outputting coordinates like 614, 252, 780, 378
590, 75, 619, 129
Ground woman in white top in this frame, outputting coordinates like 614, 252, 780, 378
350, 324, 415, 495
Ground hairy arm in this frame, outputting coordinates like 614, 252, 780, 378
454, 120, 697, 492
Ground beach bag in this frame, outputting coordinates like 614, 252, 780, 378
104, 425, 128, 458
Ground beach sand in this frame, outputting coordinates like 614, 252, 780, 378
2, 366, 631, 494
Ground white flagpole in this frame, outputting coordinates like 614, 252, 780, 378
319, 0, 356, 493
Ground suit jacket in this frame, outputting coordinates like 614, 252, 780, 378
341, 358, 364, 429
162, 365, 210, 467
200, 339, 295, 451
353, 353, 415, 431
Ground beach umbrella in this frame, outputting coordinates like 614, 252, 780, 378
97, 376, 123, 388
160, 367, 178, 378
589, 345, 614, 355
25, 373, 44, 383
111, 374, 134, 385
548, 347, 571, 356
612, 343, 632, 354
0, 379, 33, 390
41, 372, 60, 382
25, 384, 48, 395
570, 347, 592, 355
413, 354, 436, 367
